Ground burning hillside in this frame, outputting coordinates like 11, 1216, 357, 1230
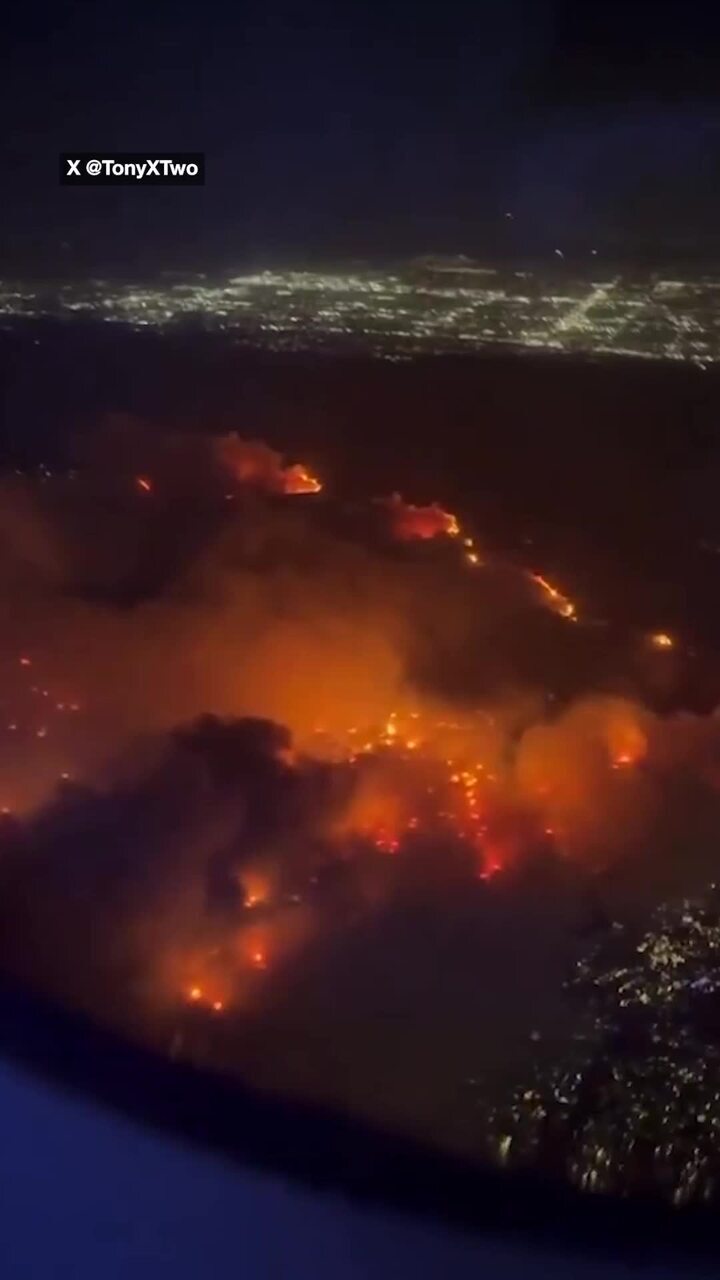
0, 423, 718, 1157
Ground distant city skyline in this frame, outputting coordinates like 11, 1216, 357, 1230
3, 260, 720, 368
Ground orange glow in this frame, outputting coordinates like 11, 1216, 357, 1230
325, 708, 519, 869
529, 572, 577, 621
374, 829, 400, 854
239, 866, 273, 909
612, 753, 633, 769
334, 766, 410, 847
7, 431, 706, 1045
382, 492, 461, 541
479, 856, 503, 881
604, 708, 647, 769
281, 463, 322, 495
183, 984, 227, 1013
215, 435, 322, 495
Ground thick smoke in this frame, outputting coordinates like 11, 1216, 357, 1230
2, 419, 720, 1078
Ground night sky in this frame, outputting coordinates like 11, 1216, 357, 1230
4, 0, 720, 273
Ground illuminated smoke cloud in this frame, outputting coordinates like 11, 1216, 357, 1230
0, 715, 345, 1022
380, 492, 460, 541
215, 434, 322, 494
2, 424, 720, 1074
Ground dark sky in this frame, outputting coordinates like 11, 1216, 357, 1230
3, 0, 720, 272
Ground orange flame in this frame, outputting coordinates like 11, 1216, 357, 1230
215, 435, 321, 495
382, 493, 460, 541
281, 463, 322, 495
529, 572, 577, 621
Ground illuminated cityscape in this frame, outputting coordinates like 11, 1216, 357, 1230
3, 260, 720, 366
489, 888, 720, 1204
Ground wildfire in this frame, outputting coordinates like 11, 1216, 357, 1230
185, 984, 225, 1013
7, 432, 703, 1050
529, 572, 577, 621
612, 753, 634, 769
329, 707, 517, 880
382, 492, 461, 541
239, 867, 273, 910
281, 463, 322, 495
374, 829, 400, 854
215, 435, 322, 496
383, 713, 398, 741
605, 707, 647, 769
479, 857, 503, 882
